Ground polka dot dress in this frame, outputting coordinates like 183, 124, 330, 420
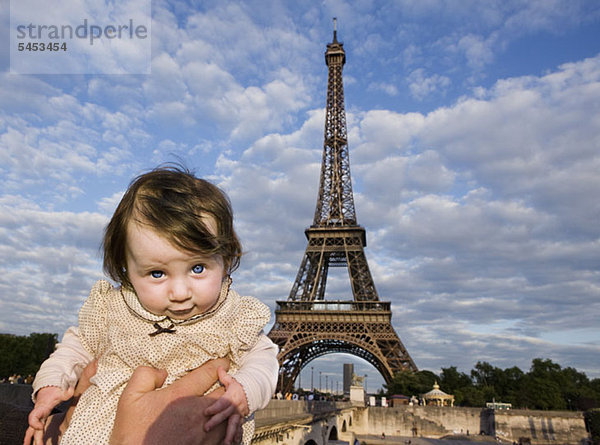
60, 279, 270, 445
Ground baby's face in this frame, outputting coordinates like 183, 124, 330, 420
125, 221, 225, 320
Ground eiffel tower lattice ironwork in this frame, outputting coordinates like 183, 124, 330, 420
268, 21, 417, 395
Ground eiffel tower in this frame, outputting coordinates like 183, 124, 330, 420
268, 21, 417, 394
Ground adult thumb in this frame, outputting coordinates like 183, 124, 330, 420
122, 366, 168, 398
168, 357, 230, 398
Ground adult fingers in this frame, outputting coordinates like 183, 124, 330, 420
223, 414, 242, 445
234, 421, 243, 445
111, 367, 168, 445
204, 395, 229, 416
168, 357, 230, 398
122, 366, 168, 399
204, 401, 235, 432
217, 366, 233, 385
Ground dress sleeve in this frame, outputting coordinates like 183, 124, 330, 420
31, 326, 94, 402
78, 280, 112, 357
232, 332, 279, 413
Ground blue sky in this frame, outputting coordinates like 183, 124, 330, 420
1, 0, 600, 392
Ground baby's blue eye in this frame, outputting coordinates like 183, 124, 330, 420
151, 271, 164, 279
192, 264, 205, 274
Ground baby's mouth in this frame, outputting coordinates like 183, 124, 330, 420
170, 307, 194, 317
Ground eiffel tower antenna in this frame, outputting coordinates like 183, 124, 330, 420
333, 17, 338, 41
268, 20, 417, 395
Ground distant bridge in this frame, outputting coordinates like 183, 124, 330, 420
253, 400, 358, 445
251, 400, 590, 445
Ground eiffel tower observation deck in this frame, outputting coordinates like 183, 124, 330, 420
268, 20, 417, 395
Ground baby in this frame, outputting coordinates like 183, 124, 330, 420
24, 165, 279, 445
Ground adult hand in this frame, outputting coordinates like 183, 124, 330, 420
110, 358, 231, 445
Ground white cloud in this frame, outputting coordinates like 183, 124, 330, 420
0, 88, 141, 203
367, 81, 399, 97
0, 196, 107, 334
420, 56, 600, 239
96, 191, 124, 215
142, 6, 314, 141
456, 33, 496, 69
353, 110, 425, 163
407, 68, 451, 100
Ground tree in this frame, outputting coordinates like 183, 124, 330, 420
385, 369, 438, 397
517, 359, 569, 410
471, 361, 496, 388
384, 369, 418, 396
0, 332, 57, 379
386, 358, 599, 410
459, 386, 488, 407
439, 366, 473, 406
440, 366, 472, 393
518, 374, 565, 410
497, 366, 525, 405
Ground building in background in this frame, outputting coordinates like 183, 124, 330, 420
343, 363, 353, 395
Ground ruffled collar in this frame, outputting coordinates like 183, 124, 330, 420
120, 276, 232, 327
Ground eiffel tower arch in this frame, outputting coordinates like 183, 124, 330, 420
267, 21, 417, 395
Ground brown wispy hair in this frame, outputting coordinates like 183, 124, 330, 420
103, 165, 242, 288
